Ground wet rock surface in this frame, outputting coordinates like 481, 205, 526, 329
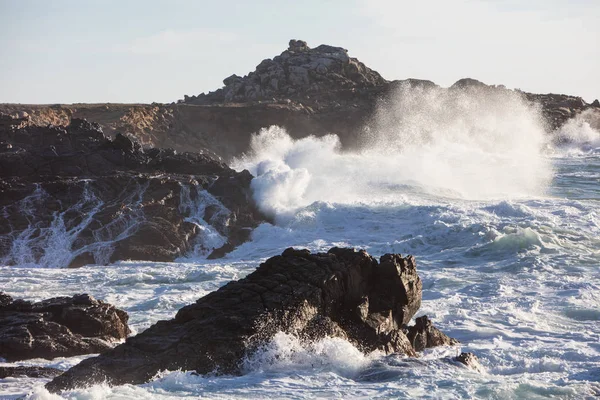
46, 247, 459, 392
406, 315, 460, 352
0, 118, 264, 266
0, 366, 63, 379
0, 292, 129, 362
454, 352, 484, 372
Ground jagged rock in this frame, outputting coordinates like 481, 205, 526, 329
0, 366, 63, 379
454, 352, 484, 372
406, 315, 459, 351
46, 247, 429, 392
0, 118, 264, 266
592, 99, 600, 107
0, 292, 129, 362
189, 39, 387, 107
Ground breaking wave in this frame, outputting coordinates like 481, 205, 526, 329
233, 85, 553, 219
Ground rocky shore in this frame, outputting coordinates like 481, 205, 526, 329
2, 40, 598, 160
46, 247, 472, 392
0, 117, 264, 267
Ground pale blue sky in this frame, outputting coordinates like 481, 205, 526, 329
1, 0, 598, 103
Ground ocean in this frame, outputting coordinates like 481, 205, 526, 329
1, 88, 599, 399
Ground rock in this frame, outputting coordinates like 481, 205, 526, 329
450, 78, 489, 90
0, 42, 594, 160
0, 292, 129, 362
0, 118, 264, 266
0, 112, 29, 130
406, 315, 459, 351
288, 39, 309, 52
46, 247, 430, 392
454, 352, 484, 372
592, 99, 600, 107
0, 366, 63, 379
188, 39, 387, 108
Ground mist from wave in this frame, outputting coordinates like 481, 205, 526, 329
233, 85, 554, 221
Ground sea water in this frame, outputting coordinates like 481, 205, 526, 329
1, 87, 599, 399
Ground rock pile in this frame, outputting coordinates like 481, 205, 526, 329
185, 39, 387, 110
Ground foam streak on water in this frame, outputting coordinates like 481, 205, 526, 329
2, 87, 600, 399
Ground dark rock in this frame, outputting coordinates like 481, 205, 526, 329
522, 92, 591, 129
0, 292, 129, 362
0, 366, 63, 379
46, 248, 427, 392
592, 99, 600, 108
288, 39, 309, 52
454, 352, 484, 372
0, 118, 264, 266
450, 78, 488, 90
0, 111, 29, 130
406, 315, 459, 352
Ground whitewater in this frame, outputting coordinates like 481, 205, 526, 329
2, 86, 600, 399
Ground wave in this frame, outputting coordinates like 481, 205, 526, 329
233, 84, 554, 220
550, 109, 600, 156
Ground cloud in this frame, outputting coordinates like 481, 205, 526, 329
119, 29, 238, 56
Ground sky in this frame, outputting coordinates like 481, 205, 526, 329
1, 0, 598, 104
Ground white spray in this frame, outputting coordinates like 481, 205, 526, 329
233, 84, 554, 220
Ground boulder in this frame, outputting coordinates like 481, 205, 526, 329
0, 292, 129, 362
46, 247, 442, 392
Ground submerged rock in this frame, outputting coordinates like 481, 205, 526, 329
0, 292, 129, 362
46, 248, 461, 392
454, 352, 484, 373
0, 118, 264, 266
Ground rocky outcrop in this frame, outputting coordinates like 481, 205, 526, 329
448, 78, 598, 130
0, 118, 264, 266
2, 40, 596, 160
406, 315, 459, 351
46, 247, 459, 392
0, 293, 129, 362
186, 39, 387, 109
